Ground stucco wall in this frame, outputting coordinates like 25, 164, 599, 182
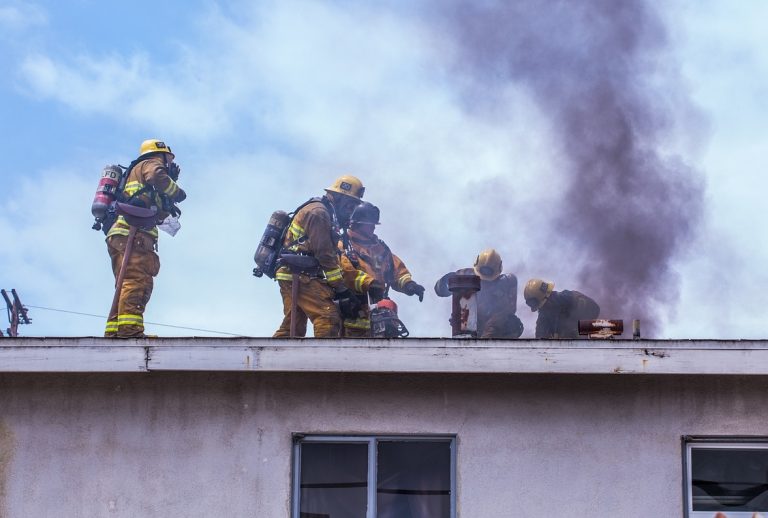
0, 372, 766, 517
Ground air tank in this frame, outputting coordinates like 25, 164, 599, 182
253, 210, 291, 278
91, 165, 122, 227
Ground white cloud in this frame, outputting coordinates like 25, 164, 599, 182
19, 52, 235, 139
7, 0, 566, 337
21, 54, 145, 112
0, 2, 46, 33
6, 0, 767, 338
656, 0, 768, 338
0, 165, 113, 336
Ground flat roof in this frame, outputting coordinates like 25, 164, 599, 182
1, 337, 767, 374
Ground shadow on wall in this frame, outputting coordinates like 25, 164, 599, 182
0, 421, 16, 516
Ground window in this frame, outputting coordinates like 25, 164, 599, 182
684, 437, 768, 517
292, 435, 455, 518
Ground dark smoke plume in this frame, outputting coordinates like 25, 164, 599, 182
438, 1, 704, 335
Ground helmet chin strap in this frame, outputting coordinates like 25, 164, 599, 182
333, 194, 357, 223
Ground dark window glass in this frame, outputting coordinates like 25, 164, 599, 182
300, 442, 368, 518
692, 448, 768, 511
377, 441, 451, 518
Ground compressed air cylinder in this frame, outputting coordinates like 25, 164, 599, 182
254, 210, 291, 278
91, 165, 122, 221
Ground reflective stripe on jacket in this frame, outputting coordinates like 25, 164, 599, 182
342, 229, 412, 293
340, 254, 374, 294
106, 156, 181, 240
276, 199, 344, 289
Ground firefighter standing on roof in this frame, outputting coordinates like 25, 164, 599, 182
523, 279, 600, 338
339, 201, 425, 337
105, 139, 186, 338
434, 249, 524, 338
273, 176, 365, 338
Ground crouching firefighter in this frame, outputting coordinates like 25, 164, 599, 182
100, 139, 186, 337
271, 176, 366, 338
435, 249, 523, 339
523, 279, 600, 339
339, 201, 425, 338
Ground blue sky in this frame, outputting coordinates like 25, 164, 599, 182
0, 0, 766, 338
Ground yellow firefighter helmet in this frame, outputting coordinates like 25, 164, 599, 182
325, 175, 365, 200
473, 248, 503, 281
524, 278, 554, 312
139, 139, 174, 158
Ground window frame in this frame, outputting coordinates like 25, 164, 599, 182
683, 435, 768, 518
291, 434, 457, 518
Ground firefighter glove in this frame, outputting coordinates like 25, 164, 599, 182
368, 280, 385, 304
404, 281, 425, 302
168, 162, 181, 181
174, 188, 187, 203
334, 287, 362, 319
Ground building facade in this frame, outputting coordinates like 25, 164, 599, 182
1, 338, 767, 517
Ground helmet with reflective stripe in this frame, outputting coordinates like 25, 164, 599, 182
325, 175, 365, 200
524, 278, 555, 312
139, 139, 174, 158
350, 201, 380, 225
473, 248, 502, 281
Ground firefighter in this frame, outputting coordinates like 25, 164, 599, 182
434, 249, 523, 338
273, 175, 364, 338
339, 201, 425, 337
105, 139, 186, 337
523, 278, 600, 338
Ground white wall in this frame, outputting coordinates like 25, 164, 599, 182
1, 371, 766, 517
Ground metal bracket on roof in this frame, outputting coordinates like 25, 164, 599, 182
1, 289, 31, 338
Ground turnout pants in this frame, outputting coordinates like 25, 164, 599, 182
105, 233, 160, 337
343, 303, 371, 337
274, 276, 341, 338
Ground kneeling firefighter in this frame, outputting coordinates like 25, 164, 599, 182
523, 279, 600, 339
339, 201, 424, 337
101, 139, 186, 337
272, 176, 365, 338
434, 249, 523, 338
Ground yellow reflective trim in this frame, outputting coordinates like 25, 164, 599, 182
105, 321, 118, 332
286, 221, 306, 252
276, 266, 322, 281
123, 181, 144, 195
289, 221, 306, 239
117, 314, 143, 325
344, 318, 370, 330
163, 182, 178, 197
106, 216, 158, 238
117, 322, 143, 328
325, 268, 343, 282
106, 223, 131, 238
354, 271, 368, 292
397, 273, 412, 289
117, 315, 143, 322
